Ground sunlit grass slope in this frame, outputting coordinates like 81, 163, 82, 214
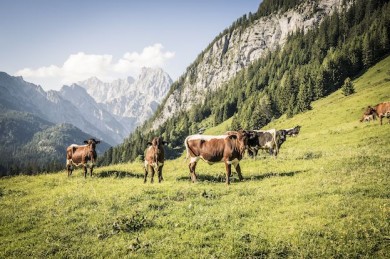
1, 56, 389, 258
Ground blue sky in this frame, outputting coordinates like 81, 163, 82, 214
0, 0, 261, 90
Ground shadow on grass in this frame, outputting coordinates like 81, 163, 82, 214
176, 170, 304, 183
248, 170, 304, 181
96, 170, 143, 179
176, 172, 229, 183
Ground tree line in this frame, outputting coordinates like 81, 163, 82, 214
99, 0, 390, 166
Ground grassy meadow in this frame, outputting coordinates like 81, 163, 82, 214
1, 57, 390, 258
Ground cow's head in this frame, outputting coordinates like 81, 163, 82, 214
360, 106, 377, 122
276, 130, 287, 148
147, 137, 168, 148
84, 138, 100, 149
226, 130, 255, 155
83, 138, 100, 162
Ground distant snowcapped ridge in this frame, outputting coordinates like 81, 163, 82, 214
78, 66, 173, 125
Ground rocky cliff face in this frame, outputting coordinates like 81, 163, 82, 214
153, 0, 350, 129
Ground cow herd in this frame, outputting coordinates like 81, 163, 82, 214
65, 125, 301, 185
66, 101, 388, 183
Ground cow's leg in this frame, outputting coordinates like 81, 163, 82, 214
144, 166, 148, 184
189, 161, 197, 183
83, 164, 87, 178
380, 115, 383, 125
67, 165, 71, 177
158, 165, 163, 183
234, 162, 244, 181
224, 161, 232, 185
90, 166, 93, 177
66, 160, 73, 176
150, 166, 155, 183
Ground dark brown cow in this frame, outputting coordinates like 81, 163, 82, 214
184, 130, 252, 185
285, 125, 301, 137
368, 102, 390, 125
247, 129, 281, 158
144, 137, 168, 183
66, 138, 100, 177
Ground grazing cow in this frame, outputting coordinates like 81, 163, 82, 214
361, 102, 390, 125
144, 137, 168, 183
66, 138, 100, 177
247, 129, 288, 158
185, 130, 252, 185
284, 125, 301, 137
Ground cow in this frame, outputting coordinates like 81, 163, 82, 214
66, 138, 100, 178
184, 130, 253, 185
361, 102, 390, 125
284, 125, 301, 137
247, 129, 289, 158
144, 137, 168, 183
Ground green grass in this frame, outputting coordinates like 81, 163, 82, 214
1, 56, 390, 258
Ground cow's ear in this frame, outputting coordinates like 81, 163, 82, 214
96, 140, 101, 144
83, 140, 88, 144
147, 142, 152, 146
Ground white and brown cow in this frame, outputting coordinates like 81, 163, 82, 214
184, 130, 252, 185
247, 129, 287, 158
66, 138, 100, 177
144, 137, 168, 183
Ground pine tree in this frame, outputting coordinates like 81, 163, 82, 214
341, 77, 355, 96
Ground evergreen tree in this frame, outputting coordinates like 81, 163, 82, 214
341, 77, 355, 96
230, 113, 242, 131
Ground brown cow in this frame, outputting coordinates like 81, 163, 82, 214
372, 102, 390, 125
66, 138, 100, 177
184, 130, 252, 185
144, 137, 168, 183
361, 102, 390, 125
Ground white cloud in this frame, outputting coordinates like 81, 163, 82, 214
15, 44, 175, 90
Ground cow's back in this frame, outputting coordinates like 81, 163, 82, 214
376, 102, 390, 115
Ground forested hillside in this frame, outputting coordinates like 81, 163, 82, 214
100, 0, 390, 165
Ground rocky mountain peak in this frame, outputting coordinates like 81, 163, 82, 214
152, 0, 350, 129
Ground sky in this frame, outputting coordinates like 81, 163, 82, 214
0, 0, 261, 91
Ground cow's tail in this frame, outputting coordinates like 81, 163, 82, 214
270, 129, 278, 156
184, 136, 190, 161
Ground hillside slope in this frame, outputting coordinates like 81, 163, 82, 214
0, 56, 389, 258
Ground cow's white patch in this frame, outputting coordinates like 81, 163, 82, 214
190, 157, 199, 164
69, 144, 88, 148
